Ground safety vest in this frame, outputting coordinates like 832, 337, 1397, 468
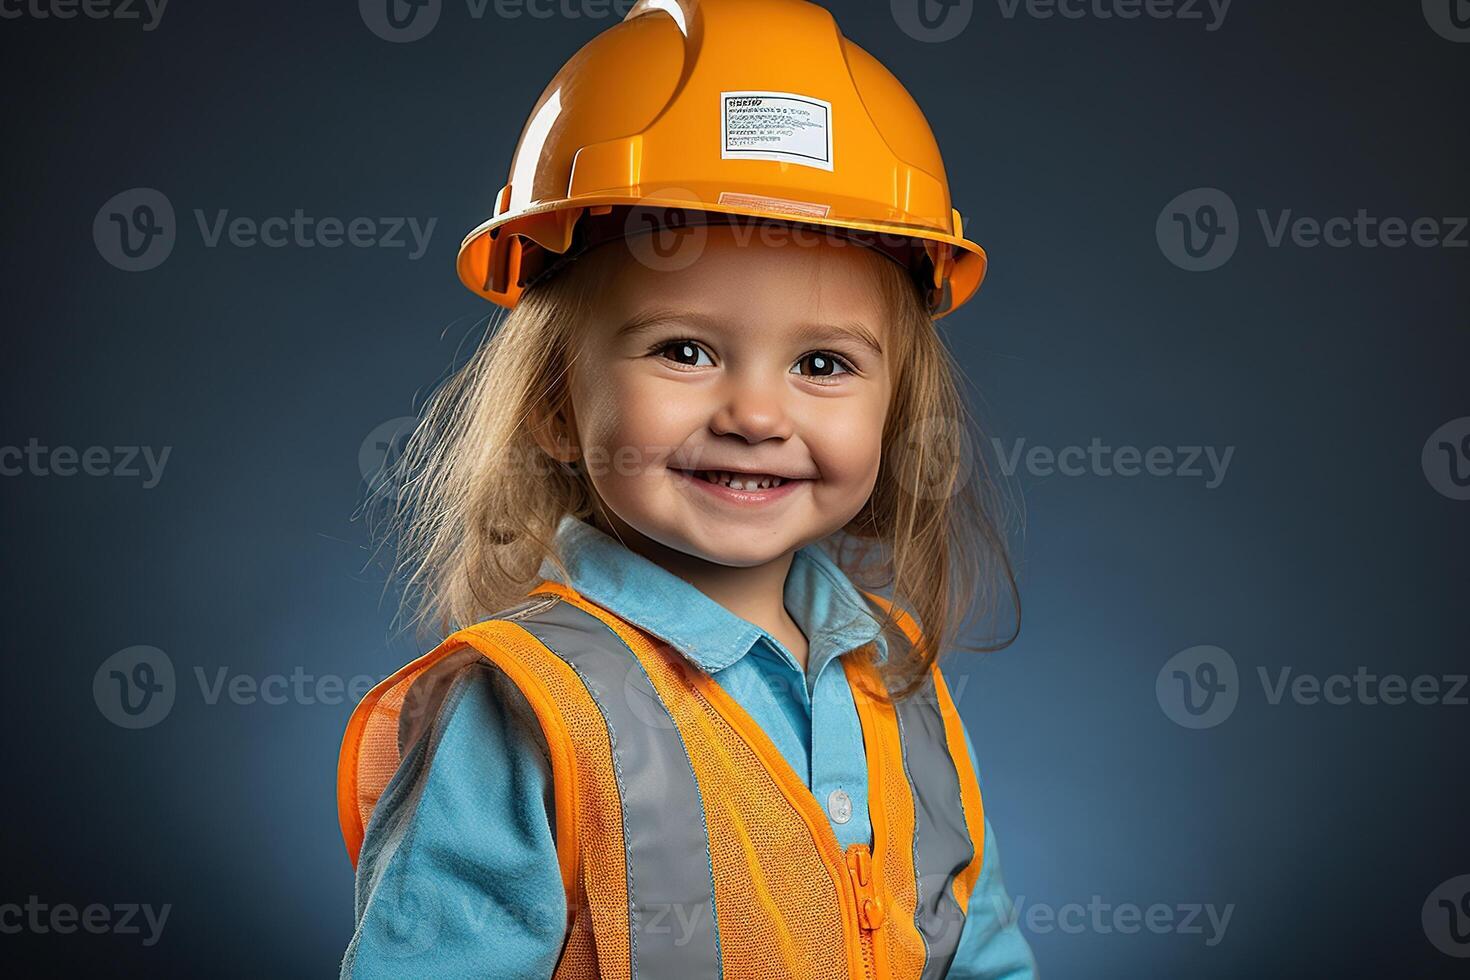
338, 579, 988, 979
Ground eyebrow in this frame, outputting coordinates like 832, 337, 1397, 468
615, 307, 884, 356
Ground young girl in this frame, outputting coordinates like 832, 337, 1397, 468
338, 1, 1036, 977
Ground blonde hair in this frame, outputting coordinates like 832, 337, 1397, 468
376, 231, 1019, 702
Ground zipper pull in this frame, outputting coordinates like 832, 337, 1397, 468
845, 844, 885, 930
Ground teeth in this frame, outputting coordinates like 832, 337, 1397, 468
698, 470, 785, 490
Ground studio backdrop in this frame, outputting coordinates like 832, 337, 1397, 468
1, 1, 1465, 977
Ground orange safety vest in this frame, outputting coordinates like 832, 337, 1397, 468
338, 579, 989, 979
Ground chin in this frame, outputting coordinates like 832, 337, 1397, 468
647, 516, 798, 568
685, 528, 805, 567
695, 541, 794, 568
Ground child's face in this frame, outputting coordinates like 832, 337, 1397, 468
563, 223, 894, 568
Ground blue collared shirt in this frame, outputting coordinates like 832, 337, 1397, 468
343, 515, 1037, 978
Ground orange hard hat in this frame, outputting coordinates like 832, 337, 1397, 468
456, 0, 987, 319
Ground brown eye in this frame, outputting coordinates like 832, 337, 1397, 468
793, 351, 853, 378
656, 340, 713, 367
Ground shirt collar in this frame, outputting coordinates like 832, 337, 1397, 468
536, 514, 890, 674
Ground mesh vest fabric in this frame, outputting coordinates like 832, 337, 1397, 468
338, 582, 987, 979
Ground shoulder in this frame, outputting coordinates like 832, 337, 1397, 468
358, 655, 557, 874
401, 651, 552, 771
344, 655, 569, 976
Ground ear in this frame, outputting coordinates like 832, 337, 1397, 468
529, 395, 581, 464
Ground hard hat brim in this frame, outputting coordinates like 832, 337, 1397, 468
457, 193, 987, 320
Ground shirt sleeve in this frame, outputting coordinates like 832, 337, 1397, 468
340, 661, 568, 979
944, 718, 1039, 979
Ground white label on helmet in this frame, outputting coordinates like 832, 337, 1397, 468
721, 91, 834, 172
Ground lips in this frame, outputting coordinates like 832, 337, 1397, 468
668, 467, 808, 504
690, 470, 787, 490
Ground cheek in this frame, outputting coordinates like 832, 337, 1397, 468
806, 399, 886, 494
575, 370, 701, 478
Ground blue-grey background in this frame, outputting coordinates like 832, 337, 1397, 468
2, 1, 1465, 976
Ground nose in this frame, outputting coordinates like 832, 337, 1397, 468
708, 374, 795, 444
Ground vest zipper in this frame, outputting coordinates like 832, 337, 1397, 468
845, 842, 892, 979
574, 604, 896, 980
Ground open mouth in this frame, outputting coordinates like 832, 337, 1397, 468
669, 467, 809, 501
685, 470, 790, 490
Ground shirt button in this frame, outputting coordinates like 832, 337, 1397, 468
827, 788, 853, 825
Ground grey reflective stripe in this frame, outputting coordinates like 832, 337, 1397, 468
894, 670, 974, 980
511, 598, 722, 980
